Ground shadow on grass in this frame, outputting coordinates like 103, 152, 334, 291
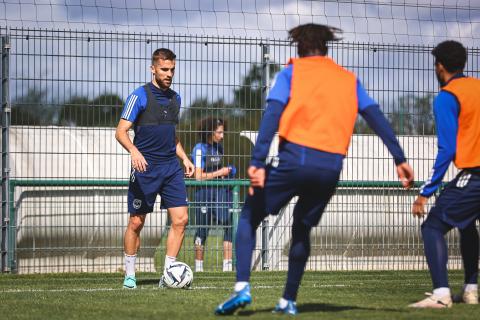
137, 278, 161, 286
237, 302, 401, 316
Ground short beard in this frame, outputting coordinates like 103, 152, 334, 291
435, 71, 445, 87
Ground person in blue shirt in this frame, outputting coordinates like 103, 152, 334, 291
410, 41, 480, 308
191, 117, 235, 272
214, 24, 414, 316
115, 48, 194, 289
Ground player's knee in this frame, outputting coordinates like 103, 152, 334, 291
289, 241, 310, 262
128, 216, 145, 232
172, 214, 188, 230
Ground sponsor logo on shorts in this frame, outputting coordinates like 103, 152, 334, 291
456, 172, 472, 188
271, 156, 280, 168
201, 206, 207, 214
195, 236, 203, 246
133, 199, 142, 209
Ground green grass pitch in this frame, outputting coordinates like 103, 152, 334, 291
0, 270, 477, 319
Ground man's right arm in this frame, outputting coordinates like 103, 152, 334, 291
115, 119, 148, 172
116, 89, 148, 172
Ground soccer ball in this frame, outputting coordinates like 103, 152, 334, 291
163, 261, 193, 289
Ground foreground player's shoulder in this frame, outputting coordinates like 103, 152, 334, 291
267, 65, 293, 104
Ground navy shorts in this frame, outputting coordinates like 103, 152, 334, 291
194, 187, 232, 243
243, 158, 341, 228
127, 161, 188, 214
427, 170, 480, 229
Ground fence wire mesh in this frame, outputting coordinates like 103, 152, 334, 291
0, 28, 478, 273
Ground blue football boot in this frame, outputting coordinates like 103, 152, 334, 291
215, 284, 252, 315
272, 299, 298, 315
123, 276, 137, 289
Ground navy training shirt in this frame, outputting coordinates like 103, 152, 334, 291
121, 82, 181, 164
192, 142, 224, 174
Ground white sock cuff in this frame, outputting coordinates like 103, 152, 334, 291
433, 287, 451, 297
464, 284, 478, 292
164, 255, 176, 269
279, 297, 289, 308
234, 281, 249, 292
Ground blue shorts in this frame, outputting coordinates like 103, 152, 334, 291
243, 145, 341, 228
193, 187, 232, 243
428, 170, 480, 229
127, 161, 188, 214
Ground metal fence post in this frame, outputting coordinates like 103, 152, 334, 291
1, 34, 12, 273
231, 184, 240, 269
260, 43, 270, 270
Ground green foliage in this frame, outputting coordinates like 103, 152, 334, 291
11, 91, 124, 127
388, 94, 435, 135
59, 93, 124, 127
11, 89, 58, 126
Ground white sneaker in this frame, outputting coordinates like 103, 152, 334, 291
409, 292, 452, 309
453, 289, 479, 304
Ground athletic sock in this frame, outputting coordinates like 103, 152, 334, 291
464, 284, 478, 292
124, 253, 136, 277
195, 259, 204, 272
223, 259, 232, 272
433, 287, 451, 297
278, 297, 290, 308
422, 223, 450, 288
164, 255, 176, 270
234, 281, 249, 292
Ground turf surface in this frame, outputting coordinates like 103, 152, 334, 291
0, 270, 478, 319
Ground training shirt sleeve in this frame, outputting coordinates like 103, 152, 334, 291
357, 80, 406, 165
420, 91, 459, 197
266, 65, 292, 105
250, 66, 292, 168
192, 143, 206, 169
121, 87, 147, 123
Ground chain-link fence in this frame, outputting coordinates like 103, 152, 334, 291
1, 28, 478, 273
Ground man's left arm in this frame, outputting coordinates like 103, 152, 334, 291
176, 137, 194, 177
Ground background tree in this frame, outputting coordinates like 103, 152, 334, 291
11, 89, 57, 125
59, 93, 124, 127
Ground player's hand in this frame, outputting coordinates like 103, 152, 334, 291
130, 148, 148, 172
183, 158, 195, 177
220, 167, 231, 177
396, 162, 414, 189
248, 166, 265, 196
412, 195, 428, 217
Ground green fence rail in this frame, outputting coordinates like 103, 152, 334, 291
5, 178, 424, 273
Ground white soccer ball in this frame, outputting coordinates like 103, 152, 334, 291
163, 261, 193, 289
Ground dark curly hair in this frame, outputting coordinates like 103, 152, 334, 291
288, 23, 342, 57
198, 117, 226, 143
431, 41, 467, 73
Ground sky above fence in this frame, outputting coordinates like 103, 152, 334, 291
1, 0, 480, 46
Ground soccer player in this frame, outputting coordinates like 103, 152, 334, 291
191, 117, 234, 272
410, 41, 480, 308
115, 48, 194, 289
215, 23, 414, 315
